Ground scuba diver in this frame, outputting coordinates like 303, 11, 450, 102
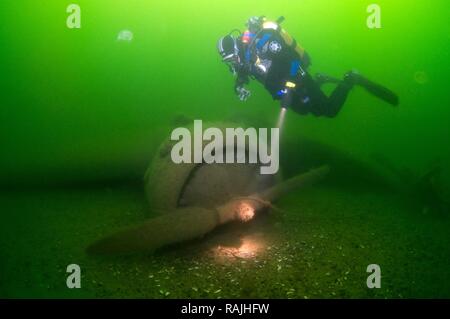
217, 16, 399, 117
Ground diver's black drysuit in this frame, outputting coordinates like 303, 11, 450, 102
232, 25, 397, 116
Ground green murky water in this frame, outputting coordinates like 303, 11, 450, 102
0, 0, 449, 298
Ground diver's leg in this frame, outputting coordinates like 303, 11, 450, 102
315, 73, 341, 87
302, 74, 353, 118
323, 81, 355, 117
307, 70, 399, 117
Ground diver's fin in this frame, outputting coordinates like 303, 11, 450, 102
346, 71, 399, 106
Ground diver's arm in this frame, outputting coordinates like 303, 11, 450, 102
234, 69, 251, 101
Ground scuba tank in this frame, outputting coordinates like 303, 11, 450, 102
246, 16, 311, 69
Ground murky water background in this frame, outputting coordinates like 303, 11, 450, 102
0, 0, 449, 298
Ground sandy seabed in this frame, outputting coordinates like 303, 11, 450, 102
1, 183, 449, 298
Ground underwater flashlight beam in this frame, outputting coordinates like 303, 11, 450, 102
276, 107, 287, 132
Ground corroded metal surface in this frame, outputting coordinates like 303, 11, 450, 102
144, 122, 278, 212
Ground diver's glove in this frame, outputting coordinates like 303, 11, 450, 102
235, 86, 251, 102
